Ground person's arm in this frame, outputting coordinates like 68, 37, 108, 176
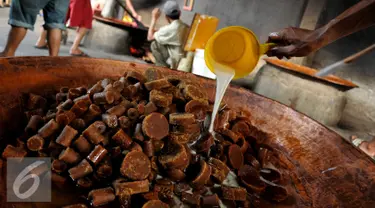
148, 8, 161, 41
268, 0, 375, 58
125, 0, 141, 21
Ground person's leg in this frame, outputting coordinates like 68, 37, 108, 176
35, 27, 48, 47
69, 0, 92, 56
151, 41, 170, 67
0, 26, 27, 57
70, 27, 88, 55
351, 136, 375, 158
1, 0, 39, 56
43, 0, 69, 56
46, 28, 61, 56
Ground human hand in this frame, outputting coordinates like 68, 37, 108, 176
135, 14, 142, 22
266, 27, 320, 59
152, 8, 161, 20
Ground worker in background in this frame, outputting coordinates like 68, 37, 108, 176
0, 0, 69, 57
65, 0, 94, 56
266, 0, 375, 159
35, 0, 93, 56
101, 0, 141, 21
123, 0, 142, 22
267, 0, 375, 59
147, 0, 189, 69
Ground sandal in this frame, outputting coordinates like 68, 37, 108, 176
34, 45, 48, 50
70, 52, 89, 57
351, 137, 365, 147
350, 136, 375, 160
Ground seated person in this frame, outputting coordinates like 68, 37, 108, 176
147, 1, 189, 69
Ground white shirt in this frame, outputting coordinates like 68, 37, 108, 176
154, 20, 189, 69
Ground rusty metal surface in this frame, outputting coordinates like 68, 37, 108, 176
264, 58, 358, 90
0, 57, 374, 208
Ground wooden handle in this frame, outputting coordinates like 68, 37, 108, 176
343, 43, 375, 63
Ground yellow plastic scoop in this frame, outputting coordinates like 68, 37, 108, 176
204, 26, 275, 134
205, 26, 275, 79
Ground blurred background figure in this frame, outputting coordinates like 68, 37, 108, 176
0, 0, 11, 7
65, 0, 93, 56
92, 0, 105, 14
1, 0, 69, 57
35, 0, 94, 56
101, 0, 141, 23
147, 1, 189, 69
123, 0, 142, 22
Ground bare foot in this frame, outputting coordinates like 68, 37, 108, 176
351, 135, 375, 158
0, 52, 9, 57
70, 48, 88, 57
35, 41, 48, 48
70, 48, 83, 55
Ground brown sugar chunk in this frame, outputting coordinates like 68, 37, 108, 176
208, 157, 230, 183
144, 79, 172, 91
167, 168, 186, 182
112, 129, 133, 149
38, 119, 59, 138
158, 141, 189, 170
201, 194, 220, 207
59, 148, 81, 164
56, 125, 78, 147
221, 186, 247, 201
27, 135, 45, 151
82, 123, 105, 145
181, 192, 200, 206
149, 90, 173, 108
88, 187, 115, 207
126, 71, 147, 84
185, 100, 209, 120
231, 120, 250, 137
183, 85, 208, 101
169, 113, 195, 126
191, 160, 212, 188
264, 185, 289, 202
228, 144, 244, 169
142, 113, 169, 140
238, 165, 266, 193
113, 179, 150, 195
87, 145, 108, 165
169, 133, 191, 144
142, 200, 169, 208
144, 68, 161, 82
120, 151, 151, 180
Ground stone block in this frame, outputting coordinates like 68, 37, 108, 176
83, 20, 130, 55
252, 64, 347, 126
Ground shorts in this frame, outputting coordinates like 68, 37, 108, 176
8, 0, 69, 31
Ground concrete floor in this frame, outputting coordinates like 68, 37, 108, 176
0, 8, 142, 62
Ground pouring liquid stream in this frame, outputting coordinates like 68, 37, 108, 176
208, 63, 235, 133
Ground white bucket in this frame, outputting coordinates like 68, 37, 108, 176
192, 49, 216, 79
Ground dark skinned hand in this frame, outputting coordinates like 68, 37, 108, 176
266, 27, 321, 59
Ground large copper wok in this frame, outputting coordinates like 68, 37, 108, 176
0, 57, 374, 208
